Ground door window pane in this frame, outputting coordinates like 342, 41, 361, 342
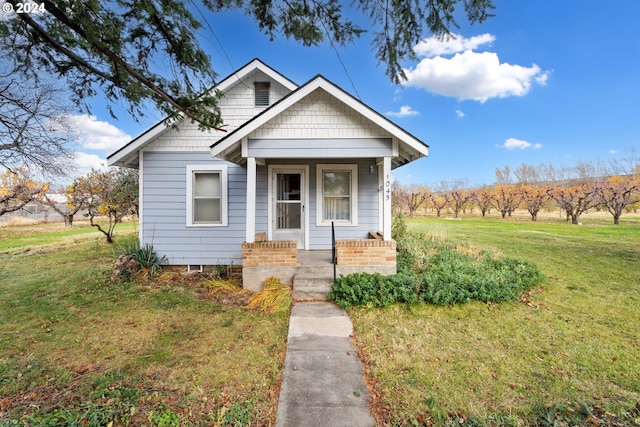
276, 203, 301, 229
277, 173, 301, 201
276, 173, 302, 229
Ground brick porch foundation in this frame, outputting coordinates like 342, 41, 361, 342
335, 239, 396, 266
242, 240, 297, 267
241, 239, 397, 291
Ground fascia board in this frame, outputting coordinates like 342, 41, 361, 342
216, 59, 298, 93
107, 120, 173, 166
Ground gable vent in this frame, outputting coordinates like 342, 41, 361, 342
254, 82, 270, 107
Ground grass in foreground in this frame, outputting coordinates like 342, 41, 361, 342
0, 220, 137, 252
351, 216, 640, 426
0, 223, 288, 426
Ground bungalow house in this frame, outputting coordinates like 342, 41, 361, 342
107, 59, 429, 293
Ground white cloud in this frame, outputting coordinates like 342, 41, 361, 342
387, 105, 420, 118
498, 138, 542, 150
414, 33, 495, 57
404, 34, 549, 102
535, 72, 550, 86
71, 152, 108, 178
456, 109, 465, 118
67, 114, 131, 152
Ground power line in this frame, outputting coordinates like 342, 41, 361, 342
317, 15, 362, 101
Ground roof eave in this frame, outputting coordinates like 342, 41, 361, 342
108, 59, 299, 167
210, 76, 429, 165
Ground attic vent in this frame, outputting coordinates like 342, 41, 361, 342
254, 82, 270, 107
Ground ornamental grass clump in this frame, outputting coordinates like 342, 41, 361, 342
247, 276, 292, 313
120, 242, 167, 274
205, 277, 244, 296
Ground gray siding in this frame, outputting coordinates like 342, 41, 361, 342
142, 151, 247, 266
143, 153, 381, 265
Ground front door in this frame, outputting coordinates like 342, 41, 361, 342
272, 169, 305, 248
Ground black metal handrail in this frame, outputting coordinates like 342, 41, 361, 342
331, 221, 337, 283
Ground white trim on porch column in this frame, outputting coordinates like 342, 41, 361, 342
246, 157, 256, 243
383, 156, 392, 241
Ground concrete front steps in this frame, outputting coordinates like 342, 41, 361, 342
293, 266, 335, 301
292, 250, 335, 301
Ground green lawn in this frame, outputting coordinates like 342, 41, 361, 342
0, 222, 288, 426
2, 216, 639, 426
351, 215, 640, 426
0, 220, 137, 252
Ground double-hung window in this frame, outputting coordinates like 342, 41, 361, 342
186, 165, 228, 226
316, 164, 358, 226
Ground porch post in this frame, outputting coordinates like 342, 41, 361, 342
246, 157, 256, 243
382, 156, 392, 241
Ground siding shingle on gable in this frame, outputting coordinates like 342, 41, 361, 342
248, 89, 394, 140
144, 71, 294, 152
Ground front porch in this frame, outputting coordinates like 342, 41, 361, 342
241, 240, 397, 294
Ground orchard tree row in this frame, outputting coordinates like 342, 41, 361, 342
1, 168, 138, 242
394, 158, 640, 225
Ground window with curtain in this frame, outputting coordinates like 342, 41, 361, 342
187, 165, 228, 226
323, 171, 351, 221
316, 164, 358, 226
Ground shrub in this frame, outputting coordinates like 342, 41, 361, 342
121, 242, 167, 274
330, 273, 391, 309
330, 233, 544, 308
391, 212, 408, 240
205, 277, 244, 296
330, 272, 420, 309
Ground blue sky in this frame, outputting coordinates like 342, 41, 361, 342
75, 0, 640, 187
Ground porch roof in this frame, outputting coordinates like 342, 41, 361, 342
210, 75, 429, 169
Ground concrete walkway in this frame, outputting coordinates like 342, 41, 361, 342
276, 302, 376, 427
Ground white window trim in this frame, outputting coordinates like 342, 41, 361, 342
186, 164, 228, 227
316, 164, 358, 227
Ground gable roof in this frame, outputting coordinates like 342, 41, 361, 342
107, 59, 298, 168
210, 74, 429, 169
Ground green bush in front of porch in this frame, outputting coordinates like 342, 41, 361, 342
328, 214, 544, 308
